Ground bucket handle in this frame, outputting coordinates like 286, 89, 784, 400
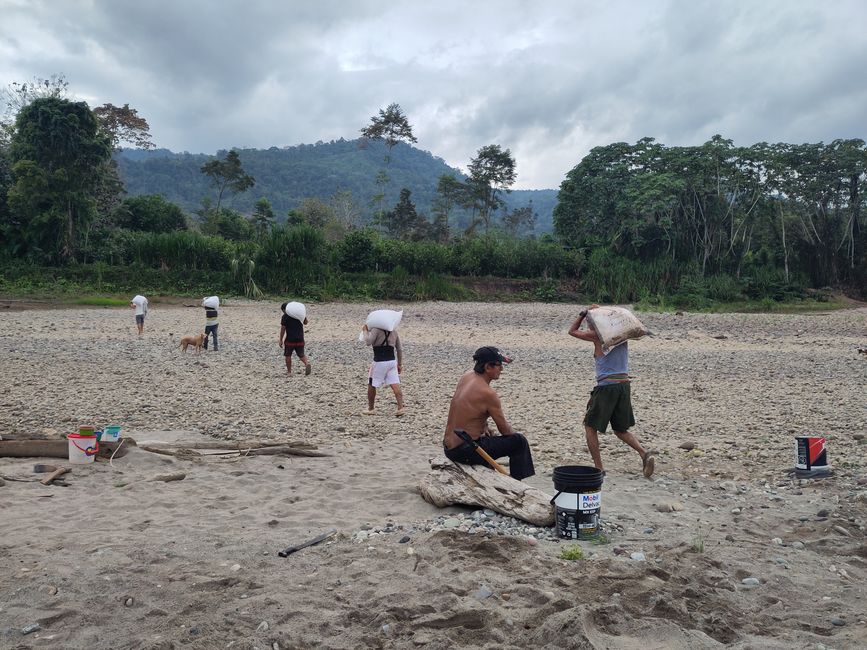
71, 437, 99, 456
549, 491, 562, 505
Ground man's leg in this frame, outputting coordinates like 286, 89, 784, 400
284, 349, 292, 374
391, 384, 405, 415
211, 324, 219, 351
585, 424, 604, 472
299, 349, 311, 375
478, 434, 535, 480
203, 326, 210, 350
613, 430, 653, 477
366, 384, 376, 413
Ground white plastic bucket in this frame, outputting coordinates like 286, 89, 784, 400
68, 434, 98, 464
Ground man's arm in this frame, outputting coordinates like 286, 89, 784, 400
568, 305, 599, 342
487, 392, 515, 436
362, 324, 376, 346
278, 324, 286, 346
394, 332, 403, 371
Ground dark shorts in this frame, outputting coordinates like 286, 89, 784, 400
135, 315, 145, 324
584, 382, 635, 433
283, 343, 305, 358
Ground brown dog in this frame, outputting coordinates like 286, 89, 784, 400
179, 333, 206, 354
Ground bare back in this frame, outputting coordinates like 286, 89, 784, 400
443, 370, 511, 449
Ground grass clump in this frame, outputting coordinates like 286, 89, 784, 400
559, 545, 585, 561
691, 522, 707, 553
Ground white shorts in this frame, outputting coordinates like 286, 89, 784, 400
368, 360, 399, 388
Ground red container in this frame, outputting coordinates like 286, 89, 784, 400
795, 436, 829, 477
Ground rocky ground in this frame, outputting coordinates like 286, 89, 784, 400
0, 300, 865, 649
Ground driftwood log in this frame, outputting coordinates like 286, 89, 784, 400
137, 440, 329, 459
0, 439, 134, 459
419, 457, 554, 527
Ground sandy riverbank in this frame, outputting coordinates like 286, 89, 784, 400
0, 301, 865, 649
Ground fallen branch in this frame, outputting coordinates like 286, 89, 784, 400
138, 446, 200, 458
138, 440, 319, 451
147, 472, 186, 483
138, 444, 329, 459
418, 457, 554, 527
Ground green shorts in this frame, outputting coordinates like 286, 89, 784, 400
584, 382, 635, 433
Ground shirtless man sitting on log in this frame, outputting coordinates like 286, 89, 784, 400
442, 346, 535, 481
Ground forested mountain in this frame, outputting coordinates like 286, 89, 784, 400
115, 139, 558, 233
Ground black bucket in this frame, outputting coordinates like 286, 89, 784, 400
551, 465, 604, 540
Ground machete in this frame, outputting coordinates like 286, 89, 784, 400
454, 430, 508, 475
278, 528, 338, 557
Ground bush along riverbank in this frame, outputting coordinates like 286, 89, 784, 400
0, 261, 854, 313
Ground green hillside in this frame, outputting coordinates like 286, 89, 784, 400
115, 139, 558, 233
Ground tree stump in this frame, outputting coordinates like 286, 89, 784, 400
419, 457, 554, 527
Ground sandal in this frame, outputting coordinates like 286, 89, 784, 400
642, 453, 655, 478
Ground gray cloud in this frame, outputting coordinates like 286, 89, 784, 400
1, 0, 865, 188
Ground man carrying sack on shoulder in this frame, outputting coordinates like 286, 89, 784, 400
442, 346, 535, 481
362, 323, 405, 416
569, 305, 654, 478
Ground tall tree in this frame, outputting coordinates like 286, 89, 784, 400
92, 103, 156, 222
93, 103, 155, 151
430, 174, 465, 242
360, 102, 418, 163
502, 203, 537, 237
1, 74, 70, 144
329, 190, 361, 231
7, 97, 111, 262
360, 103, 417, 218
250, 197, 275, 238
467, 144, 517, 235
200, 149, 255, 212
380, 188, 428, 240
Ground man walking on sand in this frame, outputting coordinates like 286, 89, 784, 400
203, 300, 219, 351
362, 323, 405, 416
279, 303, 312, 376
569, 306, 654, 478
130, 295, 148, 336
442, 346, 535, 480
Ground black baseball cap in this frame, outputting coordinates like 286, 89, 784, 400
472, 346, 512, 365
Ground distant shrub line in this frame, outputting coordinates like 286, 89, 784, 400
0, 223, 829, 310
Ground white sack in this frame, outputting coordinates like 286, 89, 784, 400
203, 296, 220, 309
366, 309, 403, 332
586, 306, 649, 353
284, 301, 306, 322
131, 295, 147, 305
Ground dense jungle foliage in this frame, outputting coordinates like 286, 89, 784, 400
0, 83, 864, 307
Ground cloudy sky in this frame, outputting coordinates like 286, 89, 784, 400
1, 0, 865, 189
